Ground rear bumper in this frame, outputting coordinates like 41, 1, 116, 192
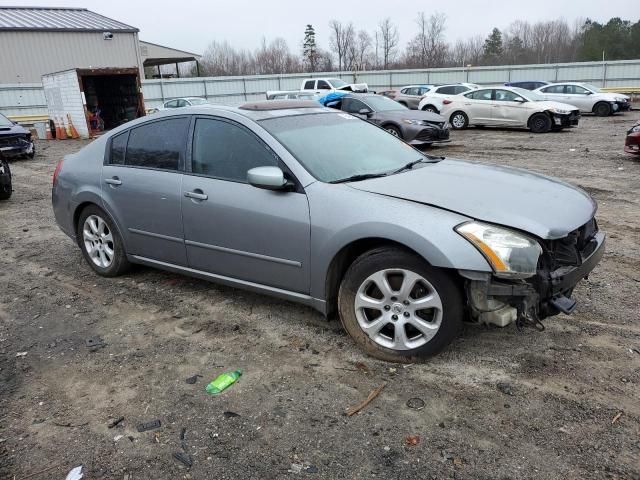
624, 132, 640, 155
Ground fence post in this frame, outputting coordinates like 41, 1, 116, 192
555, 65, 559, 82
389, 72, 393, 89
278, 75, 281, 90
203, 78, 208, 100
602, 62, 607, 87
242, 78, 247, 101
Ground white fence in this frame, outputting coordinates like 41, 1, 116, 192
2, 59, 640, 116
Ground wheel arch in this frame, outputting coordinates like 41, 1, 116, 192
527, 110, 553, 127
72, 197, 127, 251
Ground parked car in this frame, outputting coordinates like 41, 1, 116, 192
300, 77, 368, 93
148, 97, 210, 114
624, 121, 640, 155
0, 148, 12, 200
320, 92, 450, 145
504, 81, 550, 90
0, 113, 35, 158
52, 100, 605, 361
417, 83, 481, 113
266, 90, 320, 101
440, 86, 580, 133
392, 85, 434, 109
534, 82, 630, 116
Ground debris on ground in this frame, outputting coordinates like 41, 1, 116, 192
497, 382, 515, 396
346, 383, 386, 416
113, 434, 124, 442
288, 463, 304, 474
223, 411, 241, 418
354, 362, 370, 373
85, 336, 106, 350
107, 416, 124, 428
65, 466, 83, 480
185, 374, 202, 384
205, 369, 243, 395
405, 435, 420, 446
305, 465, 319, 473
15, 351, 28, 357
406, 397, 425, 410
612, 412, 623, 424
136, 419, 161, 432
173, 451, 192, 468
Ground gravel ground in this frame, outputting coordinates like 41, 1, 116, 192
1, 113, 639, 480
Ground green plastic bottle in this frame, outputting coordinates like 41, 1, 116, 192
205, 369, 243, 395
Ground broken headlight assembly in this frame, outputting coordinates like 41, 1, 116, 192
456, 221, 542, 279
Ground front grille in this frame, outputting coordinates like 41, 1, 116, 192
543, 218, 598, 269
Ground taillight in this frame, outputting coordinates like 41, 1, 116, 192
53, 159, 63, 186
443, 99, 452, 105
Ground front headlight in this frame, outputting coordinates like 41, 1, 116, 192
630, 125, 640, 134
549, 107, 570, 115
456, 221, 542, 278
402, 119, 425, 125
615, 97, 627, 102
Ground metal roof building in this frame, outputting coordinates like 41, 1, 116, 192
0, 7, 146, 83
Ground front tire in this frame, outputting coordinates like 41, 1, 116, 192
384, 125, 402, 139
338, 247, 463, 362
529, 113, 552, 133
593, 102, 611, 117
77, 205, 130, 277
449, 111, 468, 129
422, 105, 439, 114
0, 160, 11, 200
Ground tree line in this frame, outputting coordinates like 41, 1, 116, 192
194, 15, 640, 77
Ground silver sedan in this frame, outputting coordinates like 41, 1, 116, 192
52, 101, 604, 361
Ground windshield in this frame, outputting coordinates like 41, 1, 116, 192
329, 78, 348, 88
583, 84, 601, 93
512, 87, 544, 101
0, 113, 13, 127
261, 113, 428, 183
189, 98, 208, 105
363, 95, 407, 111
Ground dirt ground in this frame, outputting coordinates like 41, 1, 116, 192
1, 112, 639, 480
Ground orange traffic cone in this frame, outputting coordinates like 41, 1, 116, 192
67, 114, 79, 139
58, 117, 67, 140
54, 118, 63, 140
45, 123, 53, 140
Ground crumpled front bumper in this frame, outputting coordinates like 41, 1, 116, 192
406, 125, 451, 145
625, 131, 640, 155
0, 136, 34, 157
552, 111, 580, 127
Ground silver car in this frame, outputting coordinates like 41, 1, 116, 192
52, 100, 605, 361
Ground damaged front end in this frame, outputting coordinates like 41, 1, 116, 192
458, 218, 605, 329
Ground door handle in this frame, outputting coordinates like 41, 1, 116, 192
184, 190, 208, 201
105, 177, 122, 186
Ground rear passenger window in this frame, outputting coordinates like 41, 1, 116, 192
125, 118, 189, 171
317, 80, 331, 90
437, 86, 456, 95
304, 80, 315, 89
542, 85, 564, 94
110, 131, 128, 165
191, 118, 278, 182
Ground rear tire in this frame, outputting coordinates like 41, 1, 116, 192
0, 160, 11, 200
593, 102, 611, 117
77, 205, 130, 277
529, 113, 552, 133
338, 247, 463, 362
449, 111, 468, 129
422, 105, 439, 114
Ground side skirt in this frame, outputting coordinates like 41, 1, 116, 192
128, 255, 327, 315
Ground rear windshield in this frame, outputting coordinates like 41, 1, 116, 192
260, 113, 424, 183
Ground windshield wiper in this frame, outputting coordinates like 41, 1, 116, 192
390, 156, 443, 175
329, 172, 389, 184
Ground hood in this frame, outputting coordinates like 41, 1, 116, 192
0, 123, 29, 136
375, 109, 446, 123
597, 92, 624, 101
348, 159, 596, 240
337, 83, 368, 93
535, 100, 580, 111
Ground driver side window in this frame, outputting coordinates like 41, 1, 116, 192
466, 89, 493, 100
317, 80, 331, 90
494, 90, 520, 102
566, 85, 589, 95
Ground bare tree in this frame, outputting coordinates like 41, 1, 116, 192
329, 20, 356, 71
349, 30, 373, 71
378, 17, 399, 69
255, 37, 300, 74
412, 12, 448, 67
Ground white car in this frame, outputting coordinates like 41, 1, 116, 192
300, 78, 368, 93
417, 83, 480, 113
534, 82, 630, 116
148, 97, 210, 114
440, 86, 580, 133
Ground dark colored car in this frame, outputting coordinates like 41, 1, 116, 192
0, 113, 35, 158
0, 148, 12, 200
504, 81, 550, 91
625, 122, 640, 155
326, 93, 450, 146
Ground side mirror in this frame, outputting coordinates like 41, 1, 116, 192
247, 166, 293, 191
514, 97, 526, 103
585, 91, 593, 95
358, 108, 373, 116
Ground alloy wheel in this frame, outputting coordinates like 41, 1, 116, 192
386, 127, 400, 137
451, 113, 466, 128
354, 268, 443, 351
83, 214, 114, 268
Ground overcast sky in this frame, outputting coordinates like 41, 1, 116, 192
20, 0, 640, 54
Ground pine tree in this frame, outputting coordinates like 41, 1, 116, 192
483, 27, 504, 64
303, 24, 318, 72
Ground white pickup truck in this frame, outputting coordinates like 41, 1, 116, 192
300, 77, 369, 93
